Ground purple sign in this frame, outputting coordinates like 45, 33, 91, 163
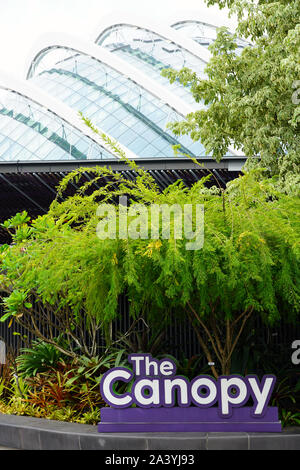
98, 354, 281, 433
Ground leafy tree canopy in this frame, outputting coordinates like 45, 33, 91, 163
0, 137, 299, 374
162, 0, 300, 193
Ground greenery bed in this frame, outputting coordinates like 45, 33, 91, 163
0, 0, 299, 428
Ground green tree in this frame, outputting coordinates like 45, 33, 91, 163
112, 168, 300, 377
162, 0, 300, 192
0, 133, 298, 375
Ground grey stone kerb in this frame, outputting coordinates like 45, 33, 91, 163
0, 414, 299, 450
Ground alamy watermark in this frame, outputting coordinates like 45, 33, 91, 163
291, 340, 300, 365
292, 80, 300, 105
0, 340, 5, 364
96, 196, 204, 250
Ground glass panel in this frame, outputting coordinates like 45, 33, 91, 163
26, 42, 238, 158
172, 21, 251, 51
28, 47, 205, 158
0, 88, 114, 161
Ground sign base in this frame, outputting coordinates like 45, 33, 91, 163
98, 406, 281, 433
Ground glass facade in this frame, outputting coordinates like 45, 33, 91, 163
95, 25, 207, 105
0, 18, 244, 163
172, 20, 250, 51
29, 47, 206, 158
0, 88, 114, 162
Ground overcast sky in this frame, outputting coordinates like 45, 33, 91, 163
0, 0, 236, 79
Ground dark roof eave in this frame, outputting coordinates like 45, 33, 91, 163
0, 156, 248, 174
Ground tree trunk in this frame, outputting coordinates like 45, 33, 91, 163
186, 303, 254, 379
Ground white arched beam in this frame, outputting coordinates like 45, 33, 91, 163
0, 69, 137, 160
25, 33, 196, 117
92, 13, 212, 63
24, 32, 240, 157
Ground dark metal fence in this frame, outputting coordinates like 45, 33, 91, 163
0, 295, 299, 368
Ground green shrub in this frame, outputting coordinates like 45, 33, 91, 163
16, 340, 63, 378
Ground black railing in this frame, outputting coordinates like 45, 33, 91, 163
0, 295, 299, 371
